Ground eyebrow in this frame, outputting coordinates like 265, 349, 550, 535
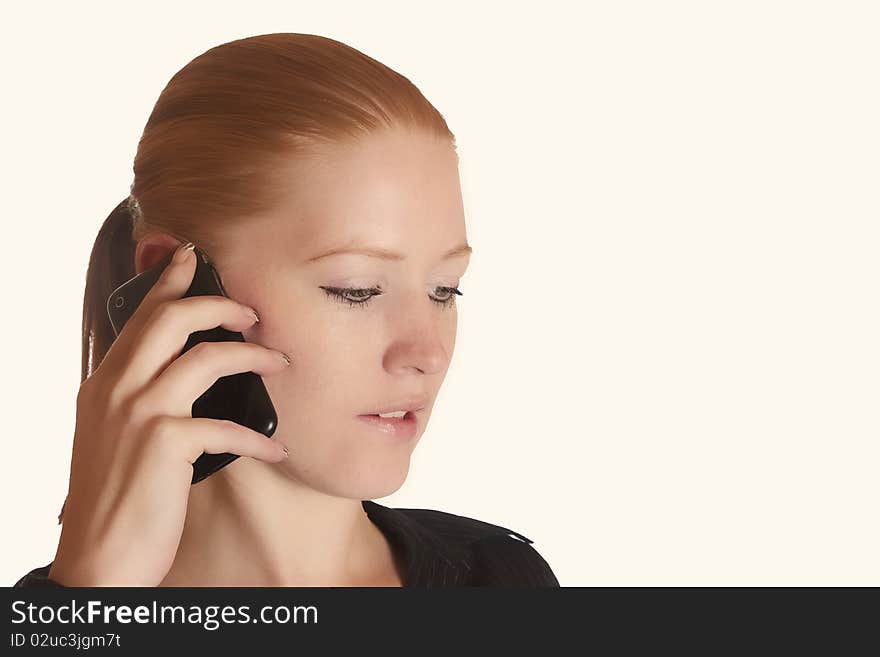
305, 242, 473, 263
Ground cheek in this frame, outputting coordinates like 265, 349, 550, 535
440, 312, 458, 357
239, 291, 341, 361
251, 323, 376, 425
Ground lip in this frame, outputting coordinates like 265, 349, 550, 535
363, 396, 429, 416
357, 410, 420, 440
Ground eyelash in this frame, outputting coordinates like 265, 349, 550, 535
320, 285, 463, 309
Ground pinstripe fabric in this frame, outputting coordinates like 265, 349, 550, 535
13, 500, 560, 588
362, 501, 560, 587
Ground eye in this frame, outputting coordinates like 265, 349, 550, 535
320, 286, 463, 309
431, 286, 463, 307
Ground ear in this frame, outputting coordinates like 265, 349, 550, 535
134, 232, 189, 275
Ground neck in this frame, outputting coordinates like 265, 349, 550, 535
158, 457, 401, 586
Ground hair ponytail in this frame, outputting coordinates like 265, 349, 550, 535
80, 195, 140, 384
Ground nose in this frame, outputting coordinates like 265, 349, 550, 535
383, 296, 452, 375
385, 339, 447, 375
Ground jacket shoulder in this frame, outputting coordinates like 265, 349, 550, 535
394, 506, 560, 587
14, 563, 62, 588
395, 506, 537, 544
467, 532, 560, 586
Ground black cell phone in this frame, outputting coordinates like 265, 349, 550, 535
106, 244, 278, 484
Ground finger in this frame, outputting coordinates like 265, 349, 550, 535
102, 241, 197, 371
116, 294, 262, 395
142, 341, 290, 417
155, 415, 289, 465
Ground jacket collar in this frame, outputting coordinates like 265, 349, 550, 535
361, 499, 535, 587
362, 500, 474, 586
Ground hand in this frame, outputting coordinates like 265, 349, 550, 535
49, 241, 291, 586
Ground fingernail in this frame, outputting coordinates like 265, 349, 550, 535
279, 351, 291, 366
249, 308, 261, 323
281, 444, 290, 458
175, 241, 195, 263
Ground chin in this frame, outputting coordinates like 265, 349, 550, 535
343, 455, 412, 500
276, 441, 414, 501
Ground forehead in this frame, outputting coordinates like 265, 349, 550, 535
269, 129, 465, 255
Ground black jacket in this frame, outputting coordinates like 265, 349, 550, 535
14, 500, 560, 587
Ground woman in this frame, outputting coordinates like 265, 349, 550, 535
15, 32, 559, 587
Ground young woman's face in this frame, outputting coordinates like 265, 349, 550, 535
211, 127, 470, 499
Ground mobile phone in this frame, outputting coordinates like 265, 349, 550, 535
106, 244, 278, 484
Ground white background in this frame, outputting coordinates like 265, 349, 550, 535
2, 1, 877, 585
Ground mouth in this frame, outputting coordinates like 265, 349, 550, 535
357, 410, 419, 438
